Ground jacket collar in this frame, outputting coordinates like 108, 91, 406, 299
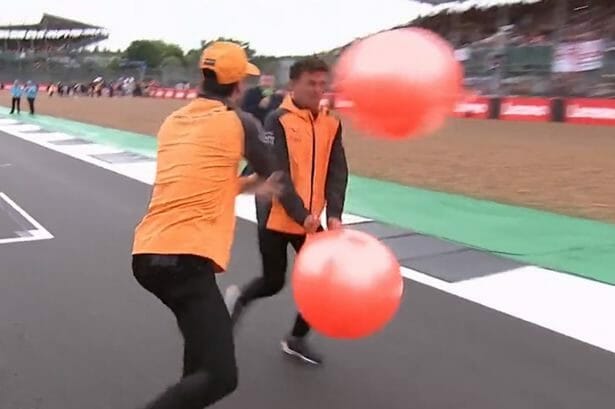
281, 95, 321, 122
197, 90, 234, 109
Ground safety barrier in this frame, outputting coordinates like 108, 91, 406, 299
142, 87, 615, 126
466, 95, 615, 126
147, 87, 198, 99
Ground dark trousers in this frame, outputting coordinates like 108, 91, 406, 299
9, 97, 20, 114
132, 254, 238, 409
239, 227, 322, 338
27, 98, 35, 114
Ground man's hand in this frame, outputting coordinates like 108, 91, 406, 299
254, 171, 284, 198
258, 96, 272, 109
327, 217, 343, 230
303, 214, 321, 234
239, 171, 284, 198
238, 174, 259, 194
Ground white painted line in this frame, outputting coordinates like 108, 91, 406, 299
0, 124, 41, 133
0, 118, 20, 125
333, 213, 371, 225
0, 192, 54, 245
402, 264, 615, 354
57, 143, 126, 156
452, 266, 615, 354
399, 265, 453, 291
235, 194, 259, 222
235, 193, 371, 227
110, 162, 157, 184
0, 130, 71, 142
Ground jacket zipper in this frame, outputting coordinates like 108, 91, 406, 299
309, 116, 316, 212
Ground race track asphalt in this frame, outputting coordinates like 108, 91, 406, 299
1, 131, 614, 409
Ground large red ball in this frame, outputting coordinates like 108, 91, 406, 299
292, 228, 404, 339
333, 28, 463, 139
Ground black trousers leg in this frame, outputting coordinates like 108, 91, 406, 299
288, 233, 315, 338
240, 228, 290, 303
132, 254, 238, 409
239, 227, 323, 338
27, 98, 35, 114
10, 97, 18, 113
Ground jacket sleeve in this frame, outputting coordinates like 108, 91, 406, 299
238, 111, 276, 178
265, 111, 310, 226
240, 88, 265, 122
325, 121, 349, 221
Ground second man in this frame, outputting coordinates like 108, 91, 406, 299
226, 56, 349, 365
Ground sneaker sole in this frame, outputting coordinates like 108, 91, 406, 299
281, 341, 321, 365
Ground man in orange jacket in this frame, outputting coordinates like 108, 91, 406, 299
225, 56, 349, 365
131, 41, 297, 409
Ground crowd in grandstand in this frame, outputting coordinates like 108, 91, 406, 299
422, 1, 615, 48
2, 2, 615, 98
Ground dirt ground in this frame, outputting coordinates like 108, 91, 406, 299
3, 95, 614, 223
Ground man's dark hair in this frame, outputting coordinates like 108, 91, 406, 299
289, 56, 329, 81
201, 69, 238, 98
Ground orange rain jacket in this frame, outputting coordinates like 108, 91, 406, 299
257, 95, 348, 235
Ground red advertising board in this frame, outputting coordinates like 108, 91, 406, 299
147, 87, 197, 99
565, 98, 615, 126
453, 95, 489, 119
500, 97, 550, 122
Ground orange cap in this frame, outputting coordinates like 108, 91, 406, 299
200, 41, 261, 84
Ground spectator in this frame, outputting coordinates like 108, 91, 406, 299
9, 80, 22, 115
240, 74, 283, 124
239, 74, 285, 177
25, 81, 38, 115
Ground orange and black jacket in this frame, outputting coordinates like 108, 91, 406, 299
257, 95, 348, 235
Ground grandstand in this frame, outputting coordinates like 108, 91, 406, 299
0, 14, 111, 84
415, 0, 615, 97
0, 13, 108, 52
323, 0, 615, 98
2, 2, 614, 97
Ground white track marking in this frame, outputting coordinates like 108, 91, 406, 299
55, 143, 128, 156
0, 192, 54, 244
452, 267, 615, 354
19, 132, 80, 142
0, 124, 42, 133
0, 118, 20, 125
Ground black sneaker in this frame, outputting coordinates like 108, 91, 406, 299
281, 336, 323, 365
224, 285, 244, 328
